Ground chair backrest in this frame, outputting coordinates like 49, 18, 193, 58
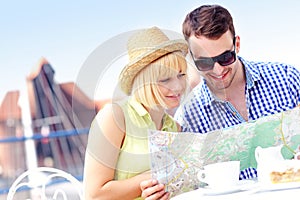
7, 167, 83, 200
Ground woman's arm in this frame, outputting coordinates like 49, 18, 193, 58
84, 152, 151, 200
83, 104, 151, 199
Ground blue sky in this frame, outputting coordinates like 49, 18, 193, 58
1, 0, 300, 102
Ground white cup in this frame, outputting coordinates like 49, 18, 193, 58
197, 161, 240, 189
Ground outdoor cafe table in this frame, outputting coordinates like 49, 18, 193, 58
171, 180, 300, 200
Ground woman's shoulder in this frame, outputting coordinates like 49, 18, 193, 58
93, 102, 125, 128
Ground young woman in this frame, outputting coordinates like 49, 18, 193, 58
83, 26, 188, 200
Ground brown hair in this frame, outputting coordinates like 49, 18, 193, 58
182, 4, 235, 40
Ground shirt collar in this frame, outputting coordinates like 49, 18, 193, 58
128, 97, 149, 117
127, 97, 176, 131
239, 56, 261, 89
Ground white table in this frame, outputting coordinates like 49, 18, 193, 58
171, 181, 300, 200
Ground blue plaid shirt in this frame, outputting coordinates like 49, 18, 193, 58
175, 56, 300, 179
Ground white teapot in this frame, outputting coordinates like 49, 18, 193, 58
255, 145, 284, 162
255, 145, 284, 183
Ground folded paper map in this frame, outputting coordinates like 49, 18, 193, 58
148, 106, 300, 198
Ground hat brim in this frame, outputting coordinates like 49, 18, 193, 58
119, 39, 188, 95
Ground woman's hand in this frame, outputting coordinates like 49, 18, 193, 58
140, 179, 170, 200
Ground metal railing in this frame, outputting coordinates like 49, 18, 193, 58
0, 128, 89, 195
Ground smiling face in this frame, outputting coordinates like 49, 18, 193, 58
156, 69, 187, 109
132, 51, 187, 110
188, 31, 241, 94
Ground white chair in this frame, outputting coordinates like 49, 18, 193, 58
7, 167, 83, 200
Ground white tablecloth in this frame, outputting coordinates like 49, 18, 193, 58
171, 181, 300, 199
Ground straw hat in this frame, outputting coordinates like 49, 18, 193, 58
119, 26, 188, 95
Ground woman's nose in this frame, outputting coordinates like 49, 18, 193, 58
172, 79, 185, 92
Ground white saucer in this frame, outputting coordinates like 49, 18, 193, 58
202, 179, 257, 195
258, 181, 300, 191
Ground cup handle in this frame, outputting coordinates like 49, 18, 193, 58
197, 169, 207, 183
255, 146, 262, 163
294, 152, 300, 160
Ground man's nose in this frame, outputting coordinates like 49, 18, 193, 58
212, 62, 225, 75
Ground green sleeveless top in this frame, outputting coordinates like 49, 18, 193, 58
115, 98, 178, 199
86, 97, 178, 199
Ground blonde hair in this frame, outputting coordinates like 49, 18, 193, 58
131, 51, 187, 110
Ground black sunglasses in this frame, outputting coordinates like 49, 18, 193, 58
191, 37, 236, 71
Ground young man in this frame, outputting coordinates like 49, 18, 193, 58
176, 4, 300, 134
140, 4, 300, 199
176, 3, 300, 179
